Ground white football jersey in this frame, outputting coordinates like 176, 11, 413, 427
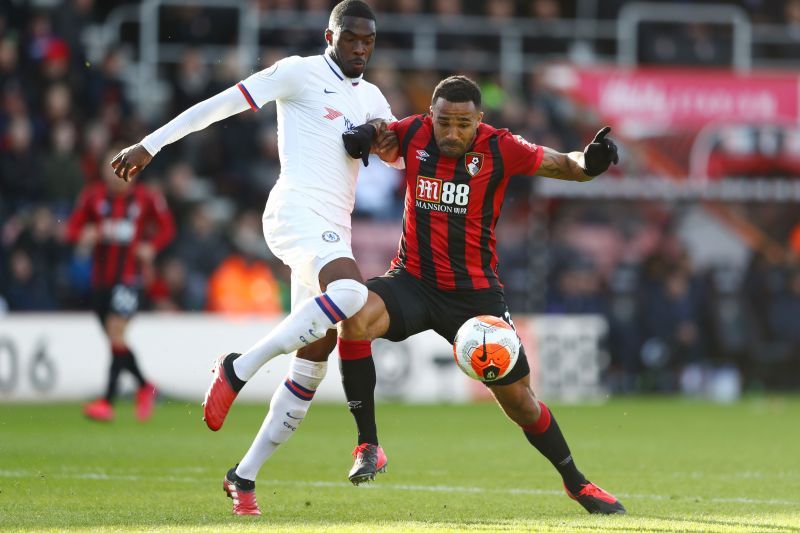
238, 53, 394, 228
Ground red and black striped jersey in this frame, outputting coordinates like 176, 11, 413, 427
66, 182, 176, 288
388, 114, 543, 290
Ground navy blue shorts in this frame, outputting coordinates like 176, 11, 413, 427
92, 284, 141, 323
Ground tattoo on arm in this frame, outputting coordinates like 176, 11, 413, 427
535, 147, 592, 182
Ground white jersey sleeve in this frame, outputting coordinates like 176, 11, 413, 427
237, 56, 307, 109
366, 86, 395, 123
365, 86, 403, 168
140, 85, 250, 156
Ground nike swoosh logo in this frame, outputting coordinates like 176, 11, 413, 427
477, 332, 488, 362
286, 412, 303, 420
324, 89, 337, 94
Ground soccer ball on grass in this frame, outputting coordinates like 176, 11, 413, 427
453, 315, 520, 382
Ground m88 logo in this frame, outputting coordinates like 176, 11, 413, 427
416, 176, 470, 206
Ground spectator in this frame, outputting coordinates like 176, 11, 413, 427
43, 120, 84, 212
206, 254, 283, 315
1, 117, 46, 211
5, 247, 57, 310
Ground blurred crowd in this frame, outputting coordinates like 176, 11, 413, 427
2, 1, 800, 392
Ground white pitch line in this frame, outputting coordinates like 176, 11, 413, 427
0, 469, 798, 507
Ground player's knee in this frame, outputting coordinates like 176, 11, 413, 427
324, 279, 368, 322
339, 312, 369, 340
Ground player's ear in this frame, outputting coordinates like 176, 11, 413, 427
477, 111, 484, 123
324, 29, 333, 46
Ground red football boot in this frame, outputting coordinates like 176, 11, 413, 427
84, 399, 114, 422
565, 481, 626, 514
223, 467, 261, 516
202, 353, 244, 431
135, 382, 157, 421
348, 443, 388, 485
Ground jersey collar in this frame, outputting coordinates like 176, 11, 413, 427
323, 52, 363, 86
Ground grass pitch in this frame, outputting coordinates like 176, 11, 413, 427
1, 396, 798, 532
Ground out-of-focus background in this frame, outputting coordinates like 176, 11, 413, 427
1, 0, 800, 403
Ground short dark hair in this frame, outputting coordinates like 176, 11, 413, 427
329, 1, 376, 30
431, 76, 481, 108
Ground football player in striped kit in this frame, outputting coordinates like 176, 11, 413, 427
337, 76, 626, 515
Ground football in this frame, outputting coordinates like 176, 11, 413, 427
453, 315, 520, 382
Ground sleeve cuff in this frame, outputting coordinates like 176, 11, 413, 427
237, 82, 259, 111
140, 137, 159, 156
527, 146, 544, 175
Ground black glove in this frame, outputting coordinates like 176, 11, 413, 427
583, 126, 619, 177
342, 123, 376, 167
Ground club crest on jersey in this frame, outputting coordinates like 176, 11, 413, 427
322, 231, 340, 243
465, 152, 483, 176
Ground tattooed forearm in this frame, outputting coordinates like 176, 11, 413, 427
535, 147, 593, 182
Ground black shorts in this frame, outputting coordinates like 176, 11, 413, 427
92, 284, 141, 323
367, 268, 530, 386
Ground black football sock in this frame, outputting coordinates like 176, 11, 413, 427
521, 401, 588, 494
223, 353, 247, 392
230, 464, 255, 489
119, 348, 146, 387
338, 338, 378, 445
104, 355, 125, 402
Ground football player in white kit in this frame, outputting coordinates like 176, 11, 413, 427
110, 0, 397, 515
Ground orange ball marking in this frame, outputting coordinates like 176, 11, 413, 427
469, 342, 512, 379
474, 315, 512, 330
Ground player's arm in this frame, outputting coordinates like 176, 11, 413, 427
535, 127, 619, 182
112, 57, 305, 182
64, 188, 97, 249
536, 148, 593, 182
364, 89, 403, 166
369, 119, 399, 163
111, 86, 252, 182
146, 189, 176, 252
135, 191, 175, 265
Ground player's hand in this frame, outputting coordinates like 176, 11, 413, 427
342, 123, 376, 166
78, 225, 99, 249
582, 126, 619, 177
111, 144, 153, 182
372, 121, 400, 163
135, 242, 156, 264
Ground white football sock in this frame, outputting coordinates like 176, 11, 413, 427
235, 357, 327, 481
233, 279, 366, 381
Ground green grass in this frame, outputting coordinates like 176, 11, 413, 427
1, 397, 799, 532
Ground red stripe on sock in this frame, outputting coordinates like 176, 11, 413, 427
521, 401, 552, 435
338, 338, 372, 360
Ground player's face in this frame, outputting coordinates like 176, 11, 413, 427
326, 16, 376, 78
430, 98, 483, 159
